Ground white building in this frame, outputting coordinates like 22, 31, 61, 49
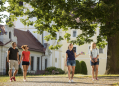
0, 25, 51, 75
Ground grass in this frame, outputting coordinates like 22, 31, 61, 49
0, 76, 23, 82
113, 83, 119, 86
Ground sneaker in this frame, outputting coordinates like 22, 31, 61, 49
23, 79, 26, 82
10, 78, 12, 82
92, 78, 95, 81
68, 80, 71, 83
12, 77, 16, 81
96, 78, 99, 80
71, 79, 74, 82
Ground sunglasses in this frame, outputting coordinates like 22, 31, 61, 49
27, 46, 29, 47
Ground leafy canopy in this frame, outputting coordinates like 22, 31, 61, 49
2, 0, 119, 49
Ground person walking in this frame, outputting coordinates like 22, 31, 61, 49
89, 42, 99, 81
65, 43, 84, 82
19, 45, 31, 82
7, 42, 19, 82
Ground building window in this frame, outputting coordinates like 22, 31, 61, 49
99, 47, 103, 53
9, 32, 11, 39
37, 57, 40, 70
19, 1, 23, 6
88, 46, 91, 54
31, 56, 34, 70
55, 34, 57, 40
73, 47, 76, 52
89, 46, 91, 49
55, 58, 57, 62
45, 59, 47, 69
73, 30, 77, 37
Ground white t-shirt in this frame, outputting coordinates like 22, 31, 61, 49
89, 48, 99, 58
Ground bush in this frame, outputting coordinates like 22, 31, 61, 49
80, 61, 87, 75
18, 68, 23, 74
75, 60, 81, 74
45, 67, 65, 75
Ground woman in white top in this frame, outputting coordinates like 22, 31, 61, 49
89, 42, 99, 81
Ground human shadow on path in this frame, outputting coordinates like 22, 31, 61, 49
27, 77, 85, 79
26, 81, 113, 85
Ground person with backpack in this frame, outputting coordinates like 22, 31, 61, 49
19, 45, 31, 82
65, 43, 84, 82
89, 42, 99, 81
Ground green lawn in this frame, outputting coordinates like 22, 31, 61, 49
0, 76, 23, 82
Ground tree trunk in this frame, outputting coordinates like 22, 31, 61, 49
105, 32, 119, 74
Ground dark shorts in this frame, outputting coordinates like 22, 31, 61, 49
67, 60, 76, 66
22, 61, 29, 65
90, 59, 99, 66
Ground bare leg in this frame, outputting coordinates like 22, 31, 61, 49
25, 65, 29, 80
68, 66, 71, 80
9, 69, 12, 79
95, 65, 99, 78
71, 66, 75, 80
13, 70, 18, 77
22, 65, 26, 79
91, 65, 95, 79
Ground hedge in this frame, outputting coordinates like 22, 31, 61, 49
80, 61, 87, 75
75, 60, 81, 74
45, 67, 65, 74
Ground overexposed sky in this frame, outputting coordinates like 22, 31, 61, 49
0, 2, 9, 25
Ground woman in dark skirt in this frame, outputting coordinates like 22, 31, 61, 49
19, 45, 31, 81
65, 43, 84, 82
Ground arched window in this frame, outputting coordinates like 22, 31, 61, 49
9, 32, 11, 39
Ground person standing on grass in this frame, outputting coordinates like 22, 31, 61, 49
89, 42, 99, 81
65, 43, 84, 83
7, 42, 19, 82
19, 45, 31, 82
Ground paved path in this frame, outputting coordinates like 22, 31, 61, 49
1, 76, 119, 86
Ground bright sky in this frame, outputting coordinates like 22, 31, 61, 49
0, 2, 9, 25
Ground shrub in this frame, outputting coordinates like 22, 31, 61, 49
18, 68, 23, 74
80, 61, 87, 75
45, 67, 57, 74
45, 67, 65, 75
75, 60, 81, 74
56, 68, 65, 74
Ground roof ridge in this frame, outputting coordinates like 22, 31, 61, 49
27, 30, 44, 47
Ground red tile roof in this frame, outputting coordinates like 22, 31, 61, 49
0, 41, 3, 45
14, 29, 45, 53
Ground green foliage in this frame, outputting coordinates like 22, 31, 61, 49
80, 61, 87, 75
2, 0, 119, 49
75, 60, 81, 74
18, 68, 23, 74
45, 67, 65, 74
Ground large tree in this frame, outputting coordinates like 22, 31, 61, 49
2, 0, 119, 74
